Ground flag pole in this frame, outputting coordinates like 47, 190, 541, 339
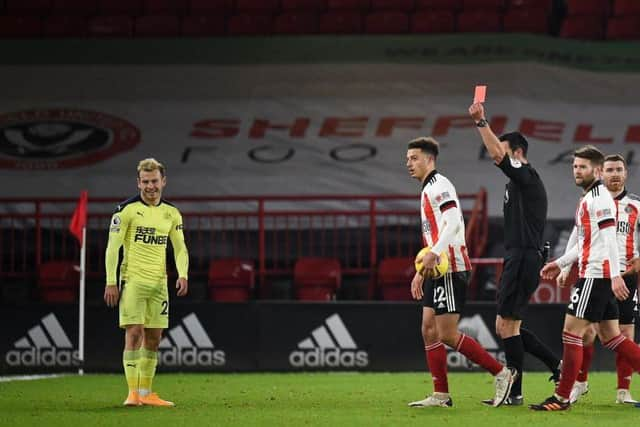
78, 226, 86, 376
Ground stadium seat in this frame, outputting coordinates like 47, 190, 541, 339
559, 15, 604, 40
503, 7, 548, 33
182, 14, 226, 35
377, 257, 414, 301
208, 259, 255, 302
143, 0, 188, 15
364, 11, 409, 33
370, 0, 414, 12
327, 0, 370, 11
227, 14, 273, 35
6, 0, 50, 15
462, 0, 505, 10
282, 0, 327, 12
135, 15, 181, 36
456, 10, 502, 32
51, 0, 97, 15
612, 0, 640, 16
293, 257, 341, 301
0, 16, 42, 37
508, 0, 551, 12
565, 0, 608, 16
274, 12, 319, 34
44, 15, 88, 37
236, 0, 280, 14
319, 11, 362, 33
98, 0, 144, 16
88, 15, 134, 37
606, 16, 640, 40
411, 10, 455, 33
38, 261, 79, 303
415, 0, 461, 10
189, 0, 232, 14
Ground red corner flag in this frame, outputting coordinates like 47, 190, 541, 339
69, 190, 88, 246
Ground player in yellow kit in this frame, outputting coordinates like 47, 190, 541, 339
104, 158, 189, 407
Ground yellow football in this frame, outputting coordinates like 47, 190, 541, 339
414, 246, 449, 279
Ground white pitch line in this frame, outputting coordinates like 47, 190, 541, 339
0, 374, 67, 382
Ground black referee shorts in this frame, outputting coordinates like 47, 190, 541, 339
497, 248, 544, 320
619, 273, 639, 325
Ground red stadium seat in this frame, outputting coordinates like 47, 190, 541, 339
565, 0, 608, 16
282, 0, 327, 12
327, 0, 369, 11
189, 0, 232, 14
503, 7, 548, 33
457, 10, 502, 32
51, 0, 98, 15
236, 0, 280, 14
364, 11, 409, 33
0, 16, 42, 37
462, 0, 505, 10
38, 261, 79, 303
274, 12, 319, 34
319, 11, 362, 33
182, 14, 225, 35
293, 257, 341, 301
411, 10, 455, 33
606, 16, 640, 40
98, 0, 143, 16
228, 14, 273, 35
377, 257, 414, 301
415, 0, 461, 10
88, 15, 134, 37
508, 0, 551, 12
143, 0, 188, 15
208, 259, 255, 302
44, 15, 88, 37
559, 15, 604, 39
612, 0, 640, 16
370, 0, 414, 12
135, 15, 181, 36
6, 0, 51, 15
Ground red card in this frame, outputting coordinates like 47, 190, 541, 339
473, 85, 487, 103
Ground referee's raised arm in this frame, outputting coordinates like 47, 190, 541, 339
469, 103, 506, 163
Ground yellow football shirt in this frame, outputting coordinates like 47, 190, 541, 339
105, 195, 188, 286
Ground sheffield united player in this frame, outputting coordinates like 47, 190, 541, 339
405, 137, 515, 409
532, 146, 640, 411
557, 154, 640, 405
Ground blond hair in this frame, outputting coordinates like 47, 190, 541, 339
137, 158, 165, 177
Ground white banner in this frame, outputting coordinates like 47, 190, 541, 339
1, 63, 639, 219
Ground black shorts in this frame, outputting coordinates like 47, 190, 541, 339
619, 273, 639, 325
497, 249, 543, 320
566, 278, 619, 322
422, 271, 470, 315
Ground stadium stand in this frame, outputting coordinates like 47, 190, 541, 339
38, 261, 79, 303
208, 259, 255, 302
293, 257, 342, 301
377, 257, 414, 301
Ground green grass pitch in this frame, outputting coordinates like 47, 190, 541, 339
1, 372, 639, 426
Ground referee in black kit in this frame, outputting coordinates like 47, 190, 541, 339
469, 102, 561, 406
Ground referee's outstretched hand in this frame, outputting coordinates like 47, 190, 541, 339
540, 262, 560, 281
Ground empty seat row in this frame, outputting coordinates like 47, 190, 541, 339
561, 15, 640, 40
0, 10, 551, 38
565, 0, 640, 17
0, 0, 554, 16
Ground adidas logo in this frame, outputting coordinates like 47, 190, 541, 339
448, 314, 505, 368
5, 313, 79, 367
158, 313, 225, 367
289, 313, 369, 368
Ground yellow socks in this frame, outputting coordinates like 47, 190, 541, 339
138, 349, 158, 397
123, 350, 141, 392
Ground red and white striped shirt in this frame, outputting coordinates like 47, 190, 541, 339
614, 190, 640, 272
420, 170, 471, 273
574, 181, 618, 278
